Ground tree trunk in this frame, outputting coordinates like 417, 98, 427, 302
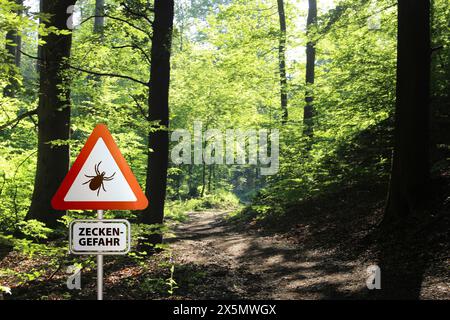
26, 0, 76, 228
303, 0, 317, 137
276, 0, 288, 124
383, 0, 430, 224
140, 0, 174, 246
4, 0, 23, 97
212, 164, 215, 191
188, 164, 198, 197
200, 162, 206, 197
89, 0, 105, 84
94, 0, 105, 36
176, 169, 182, 200
207, 164, 213, 193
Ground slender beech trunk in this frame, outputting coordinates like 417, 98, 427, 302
188, 164, 198, 197
303, 0, 317, 137
383, 0, 431, 224
26, 0, 77, 227
207, 164, 213, 194
4, 0, 23, 97
212, 164, 215, 191
89, 0, 104, 84
187, 164, 193, 196
140, 0, 174, 245
94, 0, 105, 36
277, 0, 288, 123
200, 162, 206, 197
176, 170, 182, 200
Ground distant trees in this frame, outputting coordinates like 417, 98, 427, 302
26, 0, 77, 227
383, 0, 431, 223
276, 0, 288, 124
303, 0, 317, 138
4, 0, 23, 97
3, 0, 434, 233
140, 0, 175, 246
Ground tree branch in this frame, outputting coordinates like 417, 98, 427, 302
0, 109, 38, 132
432, 45, 444, 52
68, 65, 149, 86
28, 112, 38, 130
18, 48, 40, 60
317, 2, 397, 41
81, 15, 149, 35
121, 2, 154, 25
112, 44, 151, 65
129, 94, 149, 120
18, 49, 149, 86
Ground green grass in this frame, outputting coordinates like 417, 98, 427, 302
165, 191, 241, 223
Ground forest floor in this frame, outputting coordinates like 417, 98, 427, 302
166, 202, 449, 300
167, 209, 368, 299
1, 180, 449, 300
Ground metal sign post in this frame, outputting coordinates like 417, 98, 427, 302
68, 217, 131, 299
51, 124, 148, 300
97, 210, 103, 300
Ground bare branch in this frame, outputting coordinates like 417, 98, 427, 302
432, 45, 444, 52
121, 2, 153, 25
28, 112, 38, 130
81, 15, 149, 35
18, 49, 149, 86
68, 65, 149, 86
112, 44, 151, 65
18, 49, 40, 60
129, 94, 149, 120
0, 109, 38, 132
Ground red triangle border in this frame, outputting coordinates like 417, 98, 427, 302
51, 124, 149, 210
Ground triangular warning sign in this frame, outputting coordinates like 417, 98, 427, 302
52, 124, 148, 210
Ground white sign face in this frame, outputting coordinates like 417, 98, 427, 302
69, 219, 131, 255
64, 138, 137, 202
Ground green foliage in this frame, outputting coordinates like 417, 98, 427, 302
193, 191, 240, 210
165, 257, 178, 296
0, 0, 449, 299
16, 219, 52, 240
165, 190, 240, 222
138, 277, 168, 294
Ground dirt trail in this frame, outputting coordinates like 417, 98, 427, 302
166, 210, 368, 299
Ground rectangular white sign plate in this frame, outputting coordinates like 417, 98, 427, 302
69, 219, 131, 255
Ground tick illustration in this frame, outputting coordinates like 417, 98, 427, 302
83, 161, 116, 196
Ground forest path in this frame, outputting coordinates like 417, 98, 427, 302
166, 210, 366, 299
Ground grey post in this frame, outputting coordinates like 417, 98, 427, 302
97, 209, 103, 300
